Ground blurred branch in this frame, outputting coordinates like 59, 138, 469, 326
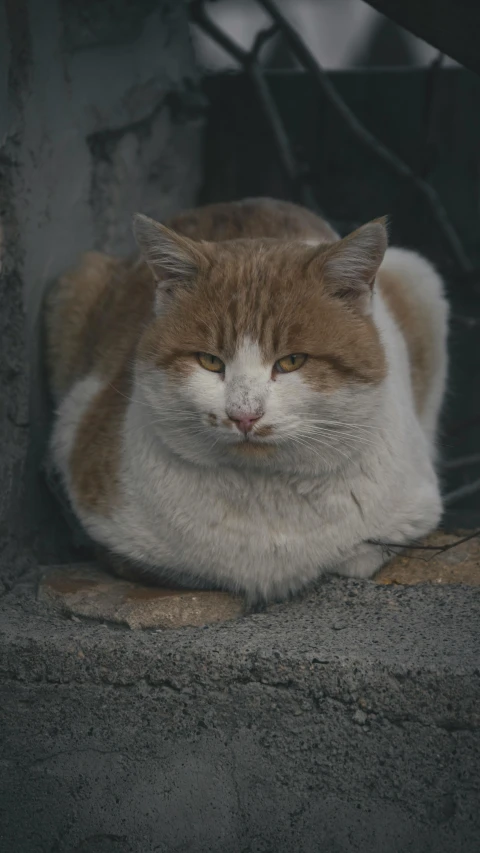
444, 479, 480, 507
368, 529, 480, 559
419, 51, 444, 181
443, 454, 480, 470
451, 313, 480, 328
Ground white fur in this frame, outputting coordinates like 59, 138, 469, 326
51, 247, 448, 605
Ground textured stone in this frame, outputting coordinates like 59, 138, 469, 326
1, 0, 204, 570
39, 563, 242, 629
0, 1, 32, 586
376, 529, 480, 586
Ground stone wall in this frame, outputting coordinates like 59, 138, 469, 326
0, 0, 204, 575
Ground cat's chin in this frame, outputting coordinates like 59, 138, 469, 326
230, 440, 277, 458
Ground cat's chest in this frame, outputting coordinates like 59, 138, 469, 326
103, 447, 375, 595
125, 448, 351, 538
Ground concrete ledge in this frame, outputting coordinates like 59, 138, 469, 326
1, 575, 479, 852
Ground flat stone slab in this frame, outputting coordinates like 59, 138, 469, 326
39, 564, 242, 629
376, 530, 480, 585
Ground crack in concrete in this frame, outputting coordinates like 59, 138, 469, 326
15, 746, 157, 772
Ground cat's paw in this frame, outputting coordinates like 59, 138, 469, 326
333, 542, 386, 579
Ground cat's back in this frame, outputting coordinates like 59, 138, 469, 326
166, 197, 337, 243
377, 247, 449, 442
44, 253, 154, 402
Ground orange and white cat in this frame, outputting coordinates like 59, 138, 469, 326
45, 198, 448, 608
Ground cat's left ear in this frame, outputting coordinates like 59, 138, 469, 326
317, 218, 388, 313
133, 213, 210, 306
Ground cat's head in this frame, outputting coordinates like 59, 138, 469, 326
132, 213, 388, 472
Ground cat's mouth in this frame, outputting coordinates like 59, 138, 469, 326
231, 432, 276, 455
232, 442, 276, 456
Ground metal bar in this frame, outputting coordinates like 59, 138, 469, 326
256, 0, 471, 272
361, 0, 480, 77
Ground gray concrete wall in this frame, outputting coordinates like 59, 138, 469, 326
0, 0, 204, 567
1, 577, 479, 852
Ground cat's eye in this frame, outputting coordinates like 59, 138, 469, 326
275, 354, 308, 374
196, 352, 225, 373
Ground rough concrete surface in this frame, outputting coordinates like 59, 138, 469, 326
1, 571, 479, 853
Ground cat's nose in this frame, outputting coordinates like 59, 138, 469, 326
227, 412, 263, 434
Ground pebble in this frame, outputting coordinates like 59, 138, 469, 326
353, 709, 367, 725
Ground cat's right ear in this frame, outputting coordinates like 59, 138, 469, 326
133, 213, 209, 306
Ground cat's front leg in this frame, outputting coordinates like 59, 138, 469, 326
334, 474, 442, 580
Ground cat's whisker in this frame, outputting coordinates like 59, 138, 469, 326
293, 438, 347, 471
298, 416, 383, 435
302, 431, 367, 457
286, 435, 329, 467
300, 426, 378, 447
108, 383, 162, 413
155, 412, 201, 421
128, 420, 196, 438
285, 429, 341, 460
113, 382, 204, 421
305, 425, 379, 440
294, 431, 354, 465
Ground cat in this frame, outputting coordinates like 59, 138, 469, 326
45, 197, 448, 609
